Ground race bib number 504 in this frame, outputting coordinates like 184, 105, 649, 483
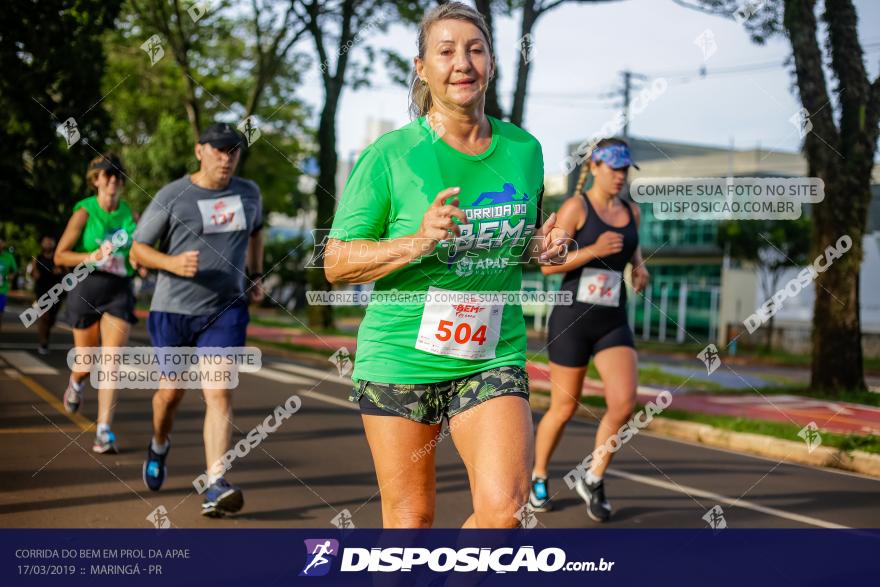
415, 287, 503, 360
197, 195, 246, 234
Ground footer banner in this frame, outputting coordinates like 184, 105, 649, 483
3, 529, 877, 585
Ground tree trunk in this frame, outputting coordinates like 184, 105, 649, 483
810, 180, 866, 391
473, 0, 504, 120
307, 82, 340, 330
181, 70, 201, 145
784, 0, 874, 392
237, 73, 267, 176
509, 0, 538, 128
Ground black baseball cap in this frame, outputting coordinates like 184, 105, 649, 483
89, 154, 126, 178
198, 122, 244, 150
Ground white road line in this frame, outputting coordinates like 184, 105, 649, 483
246, 368, 355, 410
254, 362, 858, 527
277, 375, 852, 527
605, 468, 850, 529
269, 362, 353, 386
250, 367, 314, 385
299, 389, 358, 411
0, 351, 58, 375
252, 358, 867, 527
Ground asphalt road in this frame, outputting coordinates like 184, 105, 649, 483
1, 306, 878, 530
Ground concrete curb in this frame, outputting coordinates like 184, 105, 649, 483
528, 392, 880, 479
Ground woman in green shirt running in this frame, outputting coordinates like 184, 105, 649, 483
55, 154, 139, 454
325, 2, 567, 528
0, 233, 18, 334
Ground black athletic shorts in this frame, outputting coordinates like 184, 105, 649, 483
64, 271, 137, 329
547, 304, 635, 367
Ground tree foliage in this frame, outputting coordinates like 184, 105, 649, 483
0, 0, 124, 235
676, 0, 880, 392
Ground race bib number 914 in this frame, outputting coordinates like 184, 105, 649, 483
576, 268, 622, 307
415, 287, 503, 360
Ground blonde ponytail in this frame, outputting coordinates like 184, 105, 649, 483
574, 160, 591, 196
409, 75, 433, 119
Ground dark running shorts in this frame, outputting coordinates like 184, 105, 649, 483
547, 305, 635, 367
148, 299, 249, 348
351, 365, 529, 425
65, 272, 137, 329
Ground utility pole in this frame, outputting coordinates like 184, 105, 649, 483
622, 70, 632, 139
618, 70, 648, 139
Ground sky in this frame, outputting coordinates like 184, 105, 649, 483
294, 0, 880, 174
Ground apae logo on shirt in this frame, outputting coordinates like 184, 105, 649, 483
452, 254, 510, 277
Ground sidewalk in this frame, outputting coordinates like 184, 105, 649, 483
241, 320, 880, 437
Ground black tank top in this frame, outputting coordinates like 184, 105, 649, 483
560, 194, 639, 309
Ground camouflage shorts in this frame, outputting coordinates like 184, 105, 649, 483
350, 366, 529, 424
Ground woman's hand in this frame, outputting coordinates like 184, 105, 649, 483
534, 213, 569, 264
632, 263, 650, 293
589, 230, 624, 259
415, 187, 469, 256
95, 240, 114, 263
129, 254, 149, 278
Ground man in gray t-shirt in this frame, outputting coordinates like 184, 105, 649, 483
131, 122, 264, 518
133, 173, 262, 315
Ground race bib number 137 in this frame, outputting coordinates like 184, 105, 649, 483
197, 195, 246, 234
415, 287, 503, 360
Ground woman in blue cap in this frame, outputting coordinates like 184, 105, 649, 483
529, 138, 650, 522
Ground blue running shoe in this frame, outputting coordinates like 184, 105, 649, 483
201, 478, 244, 518
93, 430, 118, 454
143, 440, 170, 492
529, 474, 553, 512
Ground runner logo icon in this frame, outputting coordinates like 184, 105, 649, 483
300, 539, 339, 577
470, 182, 529, 207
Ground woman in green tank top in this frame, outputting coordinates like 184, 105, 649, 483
54, 154, 139, 455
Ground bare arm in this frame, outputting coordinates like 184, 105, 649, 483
540, 197, 590, 275
627, 202, 650, 293
541, 197, 629, 276
55, 208, 95, 267
246, 228, 263, 276
325, 235, 432, 285
130, 240, 199, 277
246, 228, 265, 302
325, 187, 464, 285
628, 202, 644, 267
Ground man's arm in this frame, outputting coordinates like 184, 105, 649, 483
246, 228, 264, 302
130, 241, 198, 277
246, 228, 263, 276
130, 189, 198, 277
